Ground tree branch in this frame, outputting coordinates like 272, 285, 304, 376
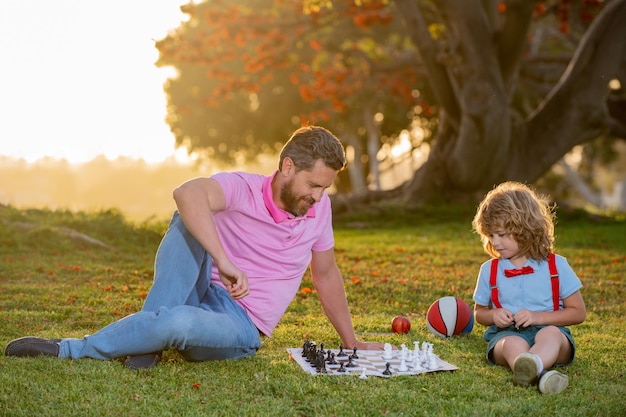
392, 0, 461, 124
497, 0, 536, 90
515, 0, 626, 181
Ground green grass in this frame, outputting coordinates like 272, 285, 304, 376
1, 204, 625, 417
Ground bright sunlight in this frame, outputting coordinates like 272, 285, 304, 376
0, 0, 189, 163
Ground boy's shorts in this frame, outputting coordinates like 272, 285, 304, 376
483, 324, 576, 366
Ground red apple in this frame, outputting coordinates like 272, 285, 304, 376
392, 316, 411, 334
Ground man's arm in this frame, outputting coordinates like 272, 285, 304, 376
173, 177, 249, 299
310, 248, 384, 351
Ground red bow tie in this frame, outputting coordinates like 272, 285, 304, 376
504, 265, 535, 278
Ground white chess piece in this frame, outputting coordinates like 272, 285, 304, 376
428, 355, 438, 370
400, 344, 407, 360
359, 367, 368, 379
399, 357, 408, 372
382, 343, 393, 360
412, 355, 424, 371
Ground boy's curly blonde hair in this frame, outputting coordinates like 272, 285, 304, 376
472, 181, 556, 261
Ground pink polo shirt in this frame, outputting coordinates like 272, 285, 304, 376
210, 171, 335, 336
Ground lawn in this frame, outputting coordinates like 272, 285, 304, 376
1, 204, 624, 417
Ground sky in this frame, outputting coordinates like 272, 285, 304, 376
0, 0, 190, 163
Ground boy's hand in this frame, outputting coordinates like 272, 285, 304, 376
493, 308, 515, 328
513, 309, 537, 328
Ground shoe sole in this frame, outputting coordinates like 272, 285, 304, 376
512, 353, 539, 387
538, 370, 569, 394
5, 337, 61, 357
124, 353, 162, 370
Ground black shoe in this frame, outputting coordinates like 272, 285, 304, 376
124, 352, 162, 370
5, 337, 61, 357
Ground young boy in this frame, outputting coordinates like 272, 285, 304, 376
471, 182, 586, 394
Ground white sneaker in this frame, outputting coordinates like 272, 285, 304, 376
538, 370, 569, 394
512, 353, 540, 387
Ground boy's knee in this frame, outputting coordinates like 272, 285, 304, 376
538, 325, 560, 336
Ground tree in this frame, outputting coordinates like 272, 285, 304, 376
391, 0, 626, 204
157, 0, 626, 205
156, 0, 428, 192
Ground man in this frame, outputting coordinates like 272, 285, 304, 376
5, 126, 384, 369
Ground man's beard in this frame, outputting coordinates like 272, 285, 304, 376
280, 179, 315, 217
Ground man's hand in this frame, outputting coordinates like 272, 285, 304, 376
348, 340, 387, 351
217, 259, 249, 299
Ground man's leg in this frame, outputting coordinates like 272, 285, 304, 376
59, 285, 260, 361
142, 211, 211, 311
6, 211, 226, 365
124, 210, 212, 368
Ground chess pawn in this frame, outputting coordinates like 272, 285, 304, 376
412, 356, 424, 371
399, 357, 408, 372
428, 354, 438, 370
382, 362, 392, 376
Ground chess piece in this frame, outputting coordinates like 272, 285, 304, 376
346, 354, 356, 367
318, 358, 327, 374
399, 357, 408, 372
337, 344, 347, 357
428, 352, 438, 370
337, 361, 346, 373
359, 367, 368, 379
382, 343, 393, 360
382, 362, 392, 376
352, 347, 359, 359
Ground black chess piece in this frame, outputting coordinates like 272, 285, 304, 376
383, 362, 392, 376
352, 347, 359, 359
316, 351, 326, 370
328, 352, 337, 365
337, 344, 347, 357
337, 361, 346, 373
317, 354, 327, 374
346, 354, 357, 368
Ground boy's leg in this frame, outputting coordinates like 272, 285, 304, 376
491, 335, 530, 368
529, 326, 572, 368
490, 333, 540, 386
532, 326, 572, 394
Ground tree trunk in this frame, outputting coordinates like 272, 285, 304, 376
394, 0, 626, 203
341, 130, 368, 194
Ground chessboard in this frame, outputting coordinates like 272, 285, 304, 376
288, 341, 458, 378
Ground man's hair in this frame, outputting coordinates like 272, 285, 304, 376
278, 126, 346, 172
472, 181, 556, 261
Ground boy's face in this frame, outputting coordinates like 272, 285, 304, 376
489, 229, 521, 260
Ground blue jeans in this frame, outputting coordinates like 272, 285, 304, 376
58, 212, 261, 361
